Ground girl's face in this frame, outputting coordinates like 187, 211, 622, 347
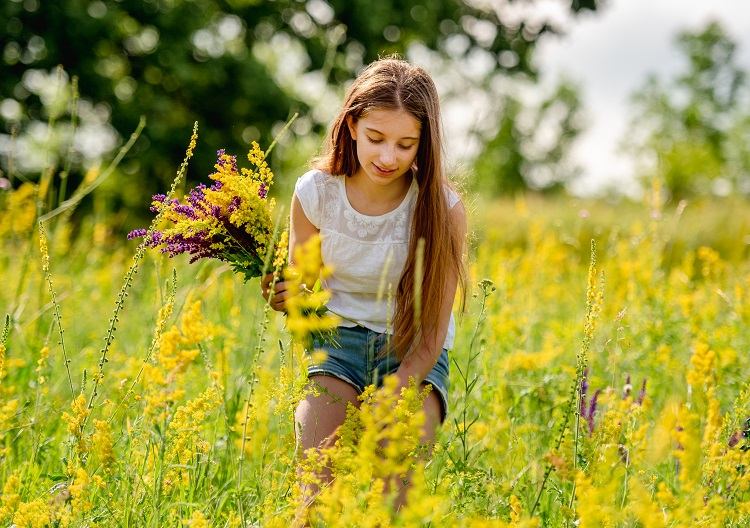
347, 108, 421, 187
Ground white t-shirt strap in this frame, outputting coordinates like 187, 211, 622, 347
294, 169, 323, 228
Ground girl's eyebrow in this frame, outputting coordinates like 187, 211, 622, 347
365, 127, 419, 141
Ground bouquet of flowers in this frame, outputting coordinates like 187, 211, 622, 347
128, 142, 282, 282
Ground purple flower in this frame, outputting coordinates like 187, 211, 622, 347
187, 184, 207, 208
227, 196, 241, 213
580, 368, 589, 416
587, 389, 601, 434
258, 182, 268, 199
152, 194, 167, 202
636, 379, 647, 405
127, 228, 147, 240
174, 204, 198, 219
147, 231, 163, 246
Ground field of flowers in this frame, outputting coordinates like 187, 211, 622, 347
2, 154, 750, 527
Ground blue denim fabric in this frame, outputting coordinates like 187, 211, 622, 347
307, 325, 450, 421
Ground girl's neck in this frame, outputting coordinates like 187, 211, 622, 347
345, 170, 413, 215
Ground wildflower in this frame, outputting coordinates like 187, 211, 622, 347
130, 140, 281, 281
92, 419, 115, 472
284, 235, 340, 345
12, 499, 51, 528
184, 510, 209, 528
0, 182, 36, 238
68, 466, 93, 514
0, 472, 21, 521
686, 340, 715, 390
62, 394, 90, 452
35, 345, 49, 385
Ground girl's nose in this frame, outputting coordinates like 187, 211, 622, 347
379, 146, 397, 167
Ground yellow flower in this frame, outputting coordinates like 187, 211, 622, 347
686, 340, 715, 391
0, 182, 36, 238
92, 419, 115, 472
35, 345, 49, 385
184, 510, 209, 528
12, 499, 51, 528
69, 467, 93, 514
62, 394, 90, 453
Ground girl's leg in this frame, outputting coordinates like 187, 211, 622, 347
294, 374, 360, 521
393, 388, 443, 510
295, 374, 361, 450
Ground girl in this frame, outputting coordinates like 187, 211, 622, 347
261, 56, 467, 502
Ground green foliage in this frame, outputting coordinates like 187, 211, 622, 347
472, 80, 584, 196
1, 0, 601, 217
626, 20, 750, 199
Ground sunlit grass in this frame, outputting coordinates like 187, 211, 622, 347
2, 182, 750, 525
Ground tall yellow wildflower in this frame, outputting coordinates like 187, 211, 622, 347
11, 499, 51, 528
0, 472, 21, 522
284, 235, 339, 345
62, 394, 90, 453
0, 182, 36, 238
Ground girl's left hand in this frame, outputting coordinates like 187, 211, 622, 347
260, 273, 289, 312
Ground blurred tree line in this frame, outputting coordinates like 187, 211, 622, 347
0, 0, 599, 225
626, 20, 750, 201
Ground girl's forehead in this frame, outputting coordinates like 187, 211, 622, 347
359, 108, 421, 136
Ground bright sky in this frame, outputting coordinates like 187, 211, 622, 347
535, 0, 750, 196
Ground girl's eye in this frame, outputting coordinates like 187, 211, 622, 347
367, 137, 383, 144
398, 144, 416, 150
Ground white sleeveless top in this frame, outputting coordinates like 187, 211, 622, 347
294, 169, 460, 350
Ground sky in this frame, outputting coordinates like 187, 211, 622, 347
534, 0, 750, 196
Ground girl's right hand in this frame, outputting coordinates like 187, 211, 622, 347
261, 273, 289, 312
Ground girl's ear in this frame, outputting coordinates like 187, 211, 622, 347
346, 115, 357, 141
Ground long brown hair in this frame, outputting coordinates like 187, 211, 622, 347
313, 57, 467, 360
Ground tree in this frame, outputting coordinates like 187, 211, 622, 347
472, 80, 584, 195
625, 20, 750, 199
0, 0, 600, 213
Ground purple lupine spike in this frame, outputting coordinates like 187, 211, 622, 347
127, 228, 147, 240
623, 374, 632, 399
258, 182, 268, 199
152, 194, 167, 202
229, 155, 238, 172
210, 181, 223, 191
580, 368, 589, 416
587, 389, 601, 434
636, 379, 647, 405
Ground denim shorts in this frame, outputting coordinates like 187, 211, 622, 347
307, 325, 450, 421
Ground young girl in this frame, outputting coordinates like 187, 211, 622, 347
261, 56, 467, 499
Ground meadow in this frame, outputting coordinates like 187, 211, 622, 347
2, 159, 750, 527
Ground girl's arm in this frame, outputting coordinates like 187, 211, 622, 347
394, 200, 467, 389
261, 193, 319, 311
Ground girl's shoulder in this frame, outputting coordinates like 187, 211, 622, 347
294, 168, 340, 229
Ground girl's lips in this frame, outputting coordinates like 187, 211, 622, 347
373, 163, 397, 175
